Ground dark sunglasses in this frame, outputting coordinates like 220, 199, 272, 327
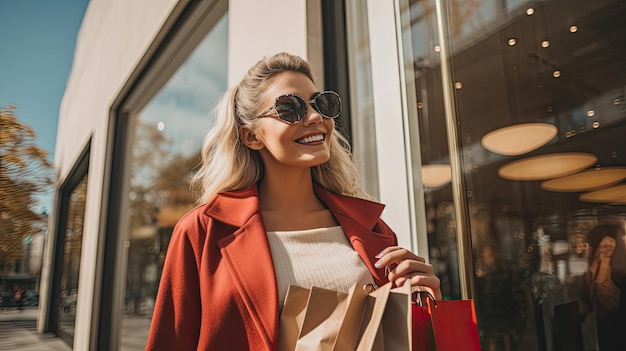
257, 91, 341, 124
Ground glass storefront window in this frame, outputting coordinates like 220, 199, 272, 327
345, 0, 379, 198
58, 171, 88, 343
399, 0, 626, 350
119, 13, 228, 351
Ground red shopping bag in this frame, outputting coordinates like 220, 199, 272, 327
412, 293, 481, 351
412, 300, 436, 351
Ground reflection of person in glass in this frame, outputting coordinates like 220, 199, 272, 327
145, 53, 441, 350
13, 283, 25, 311
572, 233, 589, 259
587, 223, 626, 351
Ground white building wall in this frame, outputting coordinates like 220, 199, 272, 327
366, 0, 414, 251
228, 0, 310, 85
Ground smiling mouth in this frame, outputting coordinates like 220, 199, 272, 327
296, 134, 325, 144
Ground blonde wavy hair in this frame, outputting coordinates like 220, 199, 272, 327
191, 52, 371, 204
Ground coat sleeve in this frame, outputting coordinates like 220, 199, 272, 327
145, 212, 205, 351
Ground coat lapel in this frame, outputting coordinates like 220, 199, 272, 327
205, 185, 278, 350
313, 183, 396, 285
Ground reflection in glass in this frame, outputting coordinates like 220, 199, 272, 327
480, 123, 557, 156
580, 184, 626, 205
58, 172, 88, 341
399, 0, 626, 349
542, 167, 626, 192
421, 164, 452, 188
119, 13, 228, 351
498, 152, 598, 181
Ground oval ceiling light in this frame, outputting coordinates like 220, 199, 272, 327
498, 152, 597, 181
541, 167, 626, 192
481, 123, 557, 156
422, 164, 452, 188
131, 225, 157, 240
580, 184, 626, 204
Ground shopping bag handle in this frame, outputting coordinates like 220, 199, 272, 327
363, 283, 378, 293
363, 283, 438, 309
413, 291, 438, 311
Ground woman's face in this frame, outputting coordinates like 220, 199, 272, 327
596, 236, 616, 258
245, 71, 335, 170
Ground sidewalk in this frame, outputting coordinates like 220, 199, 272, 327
0, 307, 71, 351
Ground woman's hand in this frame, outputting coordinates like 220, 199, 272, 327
374, 246, 442, 300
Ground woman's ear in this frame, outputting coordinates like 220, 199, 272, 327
239, 126, 264, 150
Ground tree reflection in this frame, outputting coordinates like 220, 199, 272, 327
125, 119, 200, 315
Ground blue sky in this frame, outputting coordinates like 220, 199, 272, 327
0, 0, 89, 212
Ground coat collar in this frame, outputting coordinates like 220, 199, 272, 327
203, 182, 385, 229
203, 183, 392, 350
202, 183, 261, 227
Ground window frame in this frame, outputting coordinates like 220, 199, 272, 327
49, 140, 90, 347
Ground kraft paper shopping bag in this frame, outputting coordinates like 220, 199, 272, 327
295, 286, 351, 351
278, 285, 311, 351
381, 281, 412, 351
356, 282, 392, 351
332, 283, 370, 350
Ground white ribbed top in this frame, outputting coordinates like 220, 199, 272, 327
266, 225, 375, 308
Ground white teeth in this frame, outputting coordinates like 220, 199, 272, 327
297, 134, 324, 144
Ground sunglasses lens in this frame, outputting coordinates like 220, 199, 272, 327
275, 95, 307, 123
314, 92, 341, 118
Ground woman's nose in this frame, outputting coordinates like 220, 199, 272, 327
302, 105, 323, 125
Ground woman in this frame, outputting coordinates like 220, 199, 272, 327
587, 223, 626, 350
146, 53, 441, 350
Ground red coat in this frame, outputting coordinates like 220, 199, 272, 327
145, 183, 397, 351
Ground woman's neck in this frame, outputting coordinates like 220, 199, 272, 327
258, 168, 323, 212
258, 168, 338, 231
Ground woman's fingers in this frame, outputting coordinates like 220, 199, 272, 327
387, 259, 434, 279
375, 246, 442, 299
374, 246, 425, 269
387, 260, 435, 288
395, 273, 442, 300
